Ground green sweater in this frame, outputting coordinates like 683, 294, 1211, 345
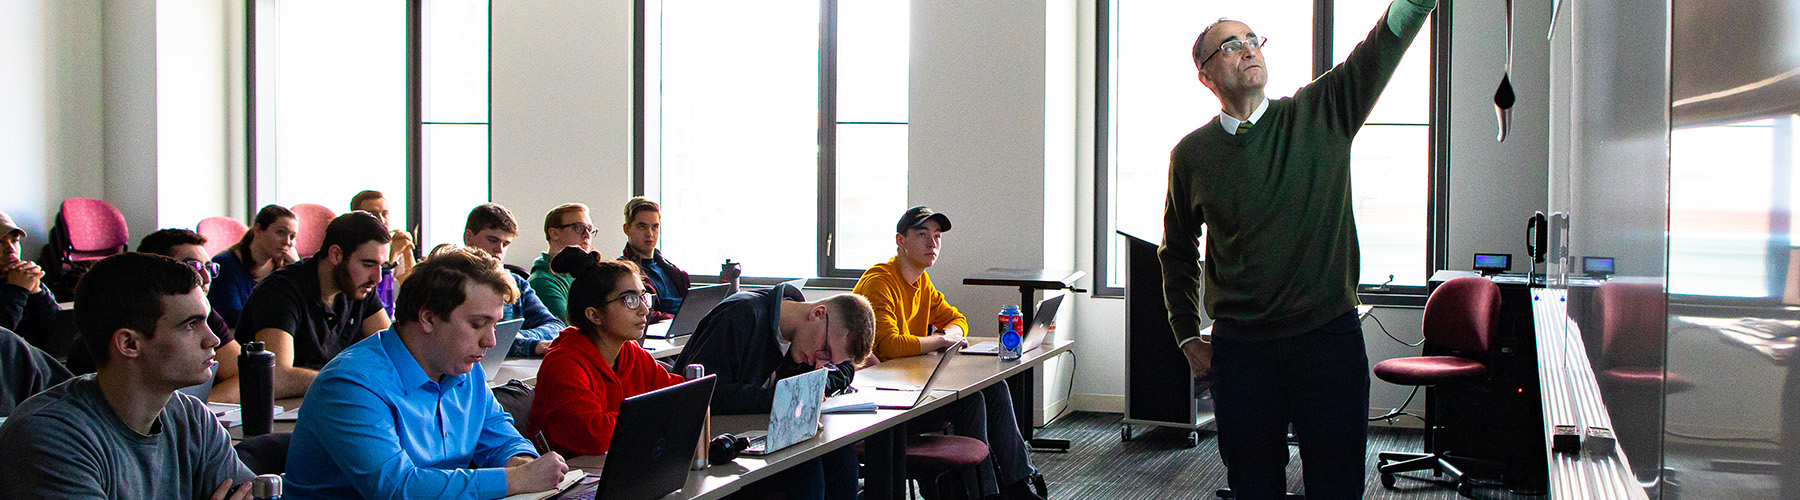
529, 251, 575, 322
1159, 8, 1426, 344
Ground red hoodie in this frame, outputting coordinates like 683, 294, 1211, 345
527, 327, 685, 456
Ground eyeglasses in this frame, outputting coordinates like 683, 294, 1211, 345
609, 290, 653, 310
184, 259, 220, 279
816, 312, 836, 364
1198, 36, 1268, 70
552, 221, 596, 237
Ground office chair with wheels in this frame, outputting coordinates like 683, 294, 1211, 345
290, 203, 336, 258
1373, 276, 1500, 498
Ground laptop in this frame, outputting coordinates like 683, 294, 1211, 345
828, 343, 961, 410
644, 283, 733, 339
551, 375, 717, 500
480, 318, 527, 382
964, 294, 1063, 355
741, 368, 828, 456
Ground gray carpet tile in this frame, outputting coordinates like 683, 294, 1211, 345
1014, 412, 1541, 500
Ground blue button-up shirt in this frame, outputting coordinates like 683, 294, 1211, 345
285, 329, 537, 499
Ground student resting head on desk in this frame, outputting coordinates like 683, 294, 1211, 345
852, 206, 1045, 500
0, 253, 256, 499
284, 246, 569, 499
672, 281, 875, 500
528, 247, 685, 456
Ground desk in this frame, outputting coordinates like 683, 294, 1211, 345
962, 268, 1084, 451
228, 358, 544, 441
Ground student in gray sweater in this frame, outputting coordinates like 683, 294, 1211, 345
0, 253, 255, 499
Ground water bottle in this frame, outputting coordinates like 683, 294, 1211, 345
251, 474, 282, 500
998, 305, 1024, 360
720, 260, 742, 295
686, 364, 710, 470
239, 341, 275, 437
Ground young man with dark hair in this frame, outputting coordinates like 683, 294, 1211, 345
350, 190, 418, 315
67, 229, 248, 403
528, 203, 594, 321
854, 206, 1043, 500
619, 197, 690, 323
1161, 3, 1434, 497
236, 211, 392, 399
673, 284, 874, 500
0, 253, 255, 499
460, 203, 567, 357
0, 211, 57, 348
285, 246, 569, 499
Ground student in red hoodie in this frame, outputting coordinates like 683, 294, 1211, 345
527, 247, 684, 456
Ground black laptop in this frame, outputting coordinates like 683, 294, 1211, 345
555, 374, 716, 500
644, 283, 733, 339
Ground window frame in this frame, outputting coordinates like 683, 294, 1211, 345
1091, 0, 1449, 305
245, 0, 492, 247
631, 0, 905, 282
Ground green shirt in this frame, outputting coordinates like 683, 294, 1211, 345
1160, 10, 1426, 344
529, 252, 575, 323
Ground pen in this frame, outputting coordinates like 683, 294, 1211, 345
533, 430, 551, 454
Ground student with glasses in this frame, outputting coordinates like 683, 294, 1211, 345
0, 212, 57, 350
529, 203, 596, 322
65, 229, 249, 403
527, 247, 686, 456
672, 280, 875, 500
1161, 2, 1435, 498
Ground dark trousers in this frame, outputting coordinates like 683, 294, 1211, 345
742, 445, 860, 500
924, 380, 1035, 497
1211, 311, 1370, 500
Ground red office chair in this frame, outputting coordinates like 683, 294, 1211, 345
1374, 277, 1500, 497
1593, 281, 1687, 479
196, 217, 249, 257
290, 203, 336, 258
38, 198, 131, 297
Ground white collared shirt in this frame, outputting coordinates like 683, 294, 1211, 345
1218, 99, 1271, 135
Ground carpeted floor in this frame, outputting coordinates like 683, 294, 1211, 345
1018, 412, 1541, 500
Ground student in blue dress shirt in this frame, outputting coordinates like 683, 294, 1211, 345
285, 246, 568, 499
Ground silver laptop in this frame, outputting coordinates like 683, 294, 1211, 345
965, 294, 1064, 355
741, 368, 828, 456
644, 283, 733, 339
480, 319, 526, 382
828, 343, 961, 410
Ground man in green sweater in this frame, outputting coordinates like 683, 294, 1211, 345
1159, 1, 1435, 498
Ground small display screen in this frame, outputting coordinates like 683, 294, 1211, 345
1584, 257, 1616, 274
1474, 253, 1511, 271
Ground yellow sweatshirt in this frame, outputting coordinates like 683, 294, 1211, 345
853, 258, 970, 361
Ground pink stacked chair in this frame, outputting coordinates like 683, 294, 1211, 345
57, 198, 130, 264
197, 217, 249, 257
290, 203, 336, 258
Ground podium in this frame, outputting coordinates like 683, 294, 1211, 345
1119, 231, 1214, 445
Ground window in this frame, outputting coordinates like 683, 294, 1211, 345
420, 0, 491, 249
1095, 0, 1437, 296
252, 0, 411, 227
250, 0, 491, 247
1668, 116, 1797, 298
639, 0, 910, 279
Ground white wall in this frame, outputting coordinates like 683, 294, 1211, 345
0, 0, 104, 262
156, 0, 235, 230
490, 0, 634, 269
102, 0, 161, 242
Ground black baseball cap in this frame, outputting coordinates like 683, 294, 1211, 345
896, 206, 952, 234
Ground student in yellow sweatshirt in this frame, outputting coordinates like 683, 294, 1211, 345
852, 206, 1042, 500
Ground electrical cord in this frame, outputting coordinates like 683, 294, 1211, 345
1046, 351, 1079, 424
1365, 309, 1426, 422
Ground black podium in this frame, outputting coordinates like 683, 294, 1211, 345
1118, 231, 1213, 445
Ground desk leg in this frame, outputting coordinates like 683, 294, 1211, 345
1014, 286, 1070, 452
866, 422, 908, 500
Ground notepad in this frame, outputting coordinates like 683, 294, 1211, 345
821, 400, 877, 414
499, 469, 587, 500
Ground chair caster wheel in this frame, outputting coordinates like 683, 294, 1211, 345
1380, 473, 1396, 489
1456, 480, 1474, 498
1188, 431, 1200, 448
1120, 424, 1131, 441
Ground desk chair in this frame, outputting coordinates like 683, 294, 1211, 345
235, 432, 293, 475
40, 198, 130, 297
197, 217, 249, 257
1593, 281, 1688, 481
290, 203, 336, 258
1373, 276, 1500, 497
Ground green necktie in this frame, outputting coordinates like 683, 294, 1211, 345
1236, 121, 1253, 135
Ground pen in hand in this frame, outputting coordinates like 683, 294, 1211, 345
533, 431, 551, 455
